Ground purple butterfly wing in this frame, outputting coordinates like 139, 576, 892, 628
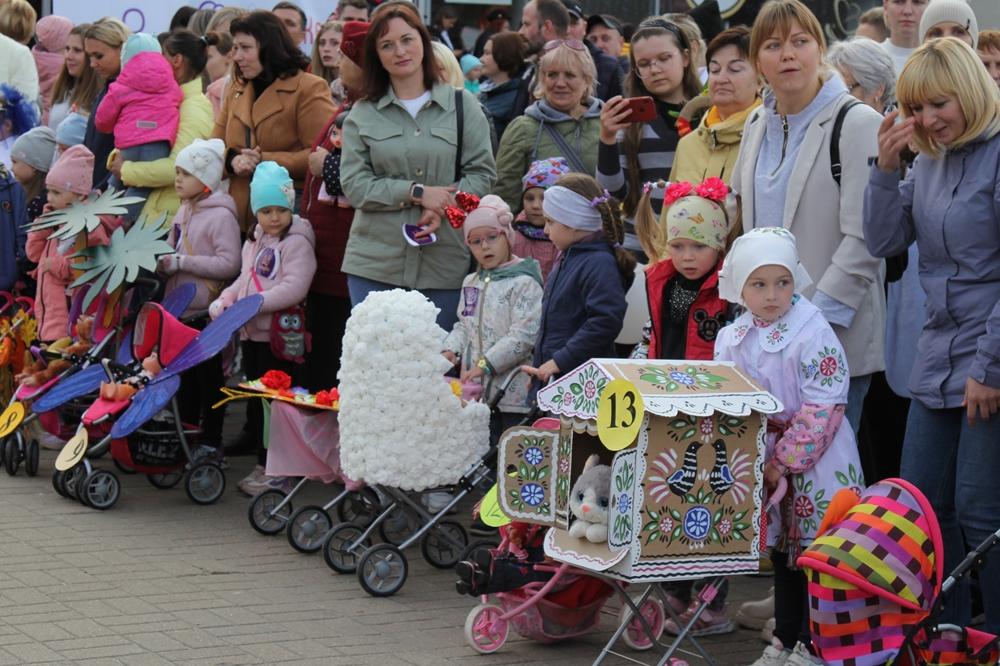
33, 365, 106, 413
110, 374, 182, 439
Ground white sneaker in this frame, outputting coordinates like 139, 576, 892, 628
737, 590, 775, 630
785, 642, 823, 666
761, 617, 776, 643
749, 640, 790, 666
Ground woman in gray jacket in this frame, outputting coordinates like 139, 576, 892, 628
864, 37, 1000, 634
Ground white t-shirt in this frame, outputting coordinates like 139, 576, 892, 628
881, 39, 915, 77
399, 91, 432, 119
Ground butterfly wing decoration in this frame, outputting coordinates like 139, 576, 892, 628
109, 374, 181, 439
32, 364, 106, 413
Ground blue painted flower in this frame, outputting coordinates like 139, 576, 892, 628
521, 483, 544, 507
670, 371, 695, 386
683, 506, 712, 540
524, 447, 543, 466
618, 492, 631, 515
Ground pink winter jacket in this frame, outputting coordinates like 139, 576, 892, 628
94, 51, 183, 150
162, 191, 242, 317
219, 216, 317, 342
26, 216, 120, 341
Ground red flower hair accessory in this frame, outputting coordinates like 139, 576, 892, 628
260, 370, 292, 390
694, 177, 729, 203
444, 192, 481, 229
664, 181, 694, 206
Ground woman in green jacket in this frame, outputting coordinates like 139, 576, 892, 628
492, 41, 602, 212
340, 3, 495, 330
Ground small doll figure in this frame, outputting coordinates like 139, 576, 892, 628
99, 350, 162, 401
319, 112, 351, 209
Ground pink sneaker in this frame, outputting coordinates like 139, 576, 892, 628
664, 601, 735, 637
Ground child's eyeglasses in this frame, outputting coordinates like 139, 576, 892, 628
542, 39, 587, 54
467, 234, 503, 248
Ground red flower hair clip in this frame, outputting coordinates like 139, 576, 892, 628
694, 177, 729, 203
444, 192, 481, 229
664, 181, 694, 206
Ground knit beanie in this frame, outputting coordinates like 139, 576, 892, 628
919, 0, 979, 48
460, 54, 482, 76
250, 161, 294, 214
522, 157, 571, 191
11, 126, 57, 172
55, 112, 88, 147
176, 138, 226, 192
35, 16, 73, 53
464, 194, 515, 245
340, 21, 370, 67
46, 144, 94, 195
121, 32, 162, 66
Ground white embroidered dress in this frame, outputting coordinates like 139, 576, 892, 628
714, 296, 865, 549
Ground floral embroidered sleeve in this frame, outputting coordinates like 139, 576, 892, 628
772, 403, 846, 474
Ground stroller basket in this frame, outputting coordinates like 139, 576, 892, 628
499, 575, 613, 643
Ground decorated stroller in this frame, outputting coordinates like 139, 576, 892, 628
50, 293, 263, 510
798, 478, 1000, 666
0, 293, 35, 405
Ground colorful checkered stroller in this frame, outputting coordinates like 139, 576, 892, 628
798, 478, 1000, 666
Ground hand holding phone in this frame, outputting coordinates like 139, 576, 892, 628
621, 96, 656, 124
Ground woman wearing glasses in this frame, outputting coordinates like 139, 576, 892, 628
597, 18, 701, 261
493, 40, 602, 212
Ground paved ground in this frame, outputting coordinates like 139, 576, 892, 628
0, 410, 773, 665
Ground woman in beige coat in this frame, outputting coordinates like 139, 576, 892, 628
212, 11, 337, 231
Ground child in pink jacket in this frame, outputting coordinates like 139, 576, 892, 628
157, 138, 241, 458
209, 162, 316, 496
27, 146, 118, 342
94, 33, 182, 222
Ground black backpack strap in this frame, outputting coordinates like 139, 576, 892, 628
830, 99, 862, 186
454, 88, 464, 183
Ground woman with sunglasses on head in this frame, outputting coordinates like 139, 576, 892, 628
597, 18, 700, 262
493, 39, 602, 212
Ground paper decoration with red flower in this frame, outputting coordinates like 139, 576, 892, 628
444, 192, 481, 229
260, 370, 292, 390
694, 177, 729, 203
664, 181, 694, 206
675, 117, 693, 138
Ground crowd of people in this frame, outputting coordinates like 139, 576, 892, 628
0, 0, 999, 662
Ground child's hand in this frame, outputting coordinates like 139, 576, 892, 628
309, 147, 329, 177
764, 461, 783, 491
521, 360, 560, 383
442, 350, 458, 365
157, 255, 181, 276
208, 299, 226, 320
460, 366, 484, 383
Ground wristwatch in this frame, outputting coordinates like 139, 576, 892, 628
410, 183, 425, 203
477, 357, 493, 375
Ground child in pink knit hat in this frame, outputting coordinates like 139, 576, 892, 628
27, 146, 118, 343
513, 158, 570, 281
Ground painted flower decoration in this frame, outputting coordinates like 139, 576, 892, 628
664, 181, 694, 206
717, 518, 733, 537
524, 446, 544, 466
794, 495, 815, 518
683, 506, 712, 540
659, 516, 674, 533
618, 492, 631, 515
520, 482, 544, 507
694, 177, 729, 202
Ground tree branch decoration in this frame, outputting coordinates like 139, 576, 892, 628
26, 188, 146, 240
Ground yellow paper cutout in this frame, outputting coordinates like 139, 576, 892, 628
597, 379, 645, 451
0, 402, 25, 438
55, 428, 88, 471
479, 483, 512, 528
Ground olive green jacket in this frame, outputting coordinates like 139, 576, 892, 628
340, 83, 496, 290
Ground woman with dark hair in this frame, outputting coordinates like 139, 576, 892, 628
431, 5, 464, 58
107, 28, 213, 224
597, 18, 701, 261
48, 23, 101, 130
211, 10, 337, 230
340, 3, 495, 331
479, 31, 526, 138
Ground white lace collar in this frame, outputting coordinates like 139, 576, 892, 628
728, 296, 818, 352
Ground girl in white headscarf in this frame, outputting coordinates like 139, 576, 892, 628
715, 227, 865, 665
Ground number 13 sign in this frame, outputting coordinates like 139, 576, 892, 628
597, 379, 645, 451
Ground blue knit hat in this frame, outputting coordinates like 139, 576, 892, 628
250, 161, 295, 214
56, 112, 88, 147
460, 54, 482, 76
121, 33, 161, 66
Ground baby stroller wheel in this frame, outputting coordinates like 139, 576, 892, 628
52, 469, 68, 497
378, 505, 421, 546
287, 506, 332, 553
63, 464, 87, 499
620, 597, 665, 651
25, 439, 39, 477
464, 603, 508, 654
3, 433, 21, 475
421, 520, 468, 569
80, 469, 120, 510
185, 462, 226, 505
248, 489, 292, 535
337, 488, 382, 527
323, 522, 372, 574
357, 544, 408, 597
147, 472, 183, 489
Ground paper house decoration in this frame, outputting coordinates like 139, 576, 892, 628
497, 359, 783, 582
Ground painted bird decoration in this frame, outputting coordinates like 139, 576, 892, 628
667, 441, 702, 497
709, 439, 735, 495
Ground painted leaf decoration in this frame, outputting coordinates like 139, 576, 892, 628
27, 188, 146, 240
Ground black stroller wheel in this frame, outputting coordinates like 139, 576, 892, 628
378, 505, 421, 546
81, 469, 120, 510
4, 434, 20, 476
323, 522, 372, 573
52, 469, 68, 497
357, 544, 408, 597
287, 505, 332, 553
248, 489, 292, 535
185, 462, 226, 505
337, 488, 382, 527
147, 472, 183, 489
63, 464, 86, 499
421, 520, 468, 569
25, 439, 39, 477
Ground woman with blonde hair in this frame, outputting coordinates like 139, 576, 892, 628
47, 23, 101, 129
493, 41, 601, 211
865, 36, 1000, 634
0, 0, 36, 44
82, 17, 130, 187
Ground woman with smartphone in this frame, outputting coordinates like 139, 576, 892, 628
596, 18, 701, 263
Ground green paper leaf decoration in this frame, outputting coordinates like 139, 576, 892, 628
26, 188, 147, 240
69, 213, 174, 311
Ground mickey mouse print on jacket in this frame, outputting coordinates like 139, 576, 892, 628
645, 257, 733, 361
714, 295, 864, 551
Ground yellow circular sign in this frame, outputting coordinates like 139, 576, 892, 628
0, 402, 25, 439
56, 428, 89, 472
478, 483, 512, 528
597, 379, 645, 451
